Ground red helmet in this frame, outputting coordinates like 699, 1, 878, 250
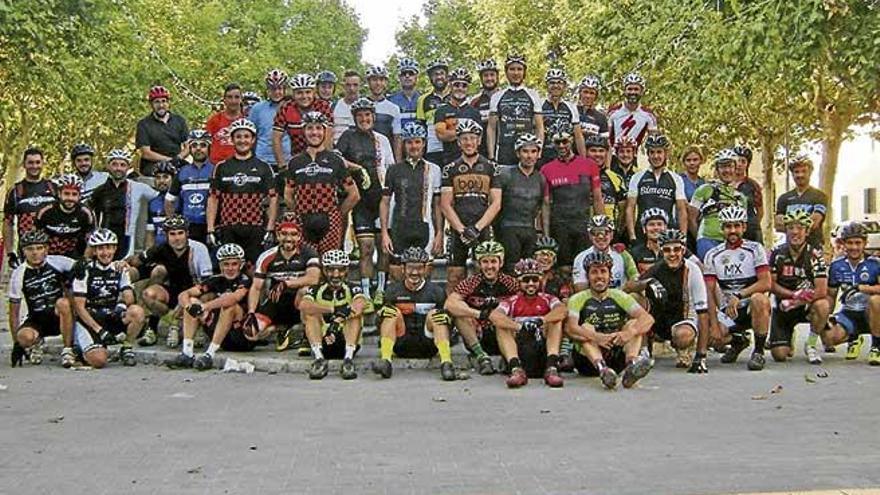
148, 85, 171, 101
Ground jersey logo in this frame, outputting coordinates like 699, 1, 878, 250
621, 115, 637, 135
188, 193, 205, 204
861, 271, 870, 282
723, 263, 744, 276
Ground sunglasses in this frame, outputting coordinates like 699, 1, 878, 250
451, 82, 469, 88
400, 71, 417, 77
190, 142, 209, 148
589, 229, 611, 236
661, 245, 683, 254
520, 275, 541, 283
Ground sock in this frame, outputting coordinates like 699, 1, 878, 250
206, 342, 220, 357
754, 333, 767, 354
148, 315, 159, 331
182, 339, 194, 357
560, 337, 573, 355
731, 332, 747, 346
546, 354, 560, 369
360, 278, 372, 298
873, 335, 880, 349
508, 357, 522, 370
594, 359, 607, 371
468, 342, 487, 360
806, 332, 819, 348
344, 344, 356, 360
311, 344, 324, 360
377, 271, 386, 292
380, 336, 394, 360
436, 339, 452, 363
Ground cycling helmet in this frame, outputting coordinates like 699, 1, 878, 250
659, 229, 687, 246
718, 205, 747, 225
622, 72, 645, 88
316, 70, 338, 84
228, 118, 256, 136
476, 58, 498, 73
242, 91, 261, 104
350, 97, 375, 114
514, 133, 542, 151
534, 235, 559, 254
578, 74, 601, 90
548, 120, 574, 142
582, 251, 614, 269
589, 215, 614, 231
426, 59, 449, 73
583, 133, 609, 149
455, 118, 483, 137
448, 67, 472, 84
614, 135, 638, 150
53, 173, 84, 191
321, 249, 350, 268
188, 129, 212, 143
782, 209, 814, 229
288, 73, 316, 90
733, 145, 753, 163
70, 143, 95, 159
19, 229, 50, 247
163, 214, 188, 232
265, 69, 289, 87
514, 258, 543, 277
545, 68, 567, 83
474, 240, 504, 261
106, 148, 132, 164
88, 228, 118, 247
148, 85, 171, 101
216, 243, 245, 262
400, 246, 430, 264
365, 65, 389, 79
505, 54, 527, 68
401, 121, 427, 141
714, 148, 738, 165
788, 153, 812, 170
153, 160, 177, 176
640, 207, 669, 227
839, 222, 867, 240
302, 111, 329, 126
644, 134, 670, 150
397, 57, 420, 74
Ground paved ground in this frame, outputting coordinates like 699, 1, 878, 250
1, 339, 879, 495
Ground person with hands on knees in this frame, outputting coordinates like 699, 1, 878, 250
298, 250, 368, 380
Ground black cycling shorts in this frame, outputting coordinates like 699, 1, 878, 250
393, 333, 438, 359
390, 222, 430, 264
19, 311, 60, 337
769, 306, 810, 349
573, 344, 627, 375
202, 312, 257, 352
550, 221, 589, 267
515, 330, 548, 378
353, 188, 381, 237
220, 224, 265, 264
256, 290, 301, 328
497, 226, 537, 272
447, 227, 492, 268
188, 223, 208, 244
476, 324, 501, 356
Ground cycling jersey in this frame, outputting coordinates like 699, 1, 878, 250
627, 168, 687, 230
371, 96, 402, 144
489, 86, 542, 165
598, 167, 627, 221
416, 91, 450, 155
827, 256, 880, 312
610, 158, 638, 186
199, 272, 251, 298
640, 258, 708, 319
690, 181, 748, 241
204, 111, 237, 164
139, 239, 213, 296
302, 282, 368, 323
567, 288, 640, 333
496, 166, 545, 229
79, 170, 109, 202
383, 158, 441, 232
3, 179, 56, 238
8, 255, 74, 314
540, 99, 579, 163
572, 247, 639, 289
332, 98, 355, 143
384, 279, 446, 333
629, 242, 700, 274
607, 103, 657, 147
454, 272, 519, 309
775, 187, 828, 247
210, 155, 276, 227
388, 90, 421, 130
284, 150, 352, 214
89, 178, 159, 258
577, 105, 609, 136
498, 292, 561, 320
146, 194, 168, 245
469, 90, 495, 127
72, 260, 132, 311
703, 239, 769, 301
679, 173, 705, 202
254, 244, 320, 291
273, 98, 334, 156
434, 100, 483, 165
167, 161, 214, 225
135, 112, 189, 176
440, 155, 500, 227
248, 99, 291, 166
769, 243, 827, 295
35, 204, 94, 259
541, 155, 601, 224
336, 128, 394, 195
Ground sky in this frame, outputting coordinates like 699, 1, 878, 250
346, 0, 426, 65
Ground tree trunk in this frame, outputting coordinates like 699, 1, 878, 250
818, 111, 845, 248
760, 134, 778, 247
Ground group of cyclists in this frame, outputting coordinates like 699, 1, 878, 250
6, 53, 879, 390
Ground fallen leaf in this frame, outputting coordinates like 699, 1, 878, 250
770, 384, 783, 394
540, 409, 551, 414
48, 415, 64, 423
805, 374, 817, 383
0, 384, 7, 391
775, 405, 783, 410
249, 445, 257, 451
186, 466, 202, 474
432, 396, 447, 402
816, 368, 829, 378
751, 395, 768, 400
183, 378, 193, 383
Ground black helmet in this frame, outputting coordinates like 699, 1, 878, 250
163, 214, 188, 232
839, 222, 868, 240
733, 145, 752, 164
583, 133, 609, 149
70, 143, 95, 159
644, 134, 670, 150
316, 71, 338, 84
19, 229, 49, 248
400, 246, 430, 264
582, 251, 613, 270
534, 235, 559, 254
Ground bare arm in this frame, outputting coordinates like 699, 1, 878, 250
339, 181, 360, 216
573, 124, 586, 157
74, 297, 104, 333
533, 113, 545, 145
676, 199, 688, 235
9, 301, 20, 334
625, 196, 637, 241
266, 195, 279, 231
206, 195, 218, 233
203, 287, 249, 312
440, 189, 465, 234
444, 291, 480, 319
272, 130, 286, 169
247, 278, 265, 313
486, 115, 498, 161
542, 196, 551, 234
475, 188, 502, 231
3, 219, 14, 255
592, 184, 604, 218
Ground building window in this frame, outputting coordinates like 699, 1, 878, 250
841, 195, 849, 221
865, 188, 877, 215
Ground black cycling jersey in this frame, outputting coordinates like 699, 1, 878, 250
8, 256, 74, 314
210, 155, 276, 227
775, 187, 828, 247
199, 272, 251, 296
35, 204, 94, 259
769, 243, 827, 293
72, 260, 131, 311
384, 280, 446, 333
629, 243, 661, 274
284, 150, 350, 214
336, 128, 383, 200
434, 101, 482, 166
469, 90, 494, 157
89, 179, 129, 236
383, 158, 438, 230
254, 245, 320, 291
490, 86, 542, 165
139, 242, 212, 295
628, 169, 685, 230
3, 179, 56, 238
577, 105, 609, 136
441, 155, 499, 226
453, 272, 518, 309
540, 99, 577, 163
496, 166, 545, 229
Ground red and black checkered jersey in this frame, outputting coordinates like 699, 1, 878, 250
284, 150, 353, 214
210, 155, 276, 227
454, 272, 518, 309
35, 204, 95, 259
272, 99, 334, 156
3, 179, 56, 236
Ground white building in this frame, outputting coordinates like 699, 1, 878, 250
830, 126, 880, 225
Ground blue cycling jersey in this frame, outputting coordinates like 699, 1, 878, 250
389, 90, 420, 130
248, 99, 291, 166
146, 194, 168, 245
827, 255, 880, 311
167, 161, 214, 224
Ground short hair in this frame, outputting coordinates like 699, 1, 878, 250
343, 70, 361, 80
680, 145, 704, 163
23, 147, 44, 162
223, 83, 242, 95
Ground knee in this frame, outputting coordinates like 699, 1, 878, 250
671, 331, 694, 350
17, 329, 38, 347
55, 298, 72, 314
869, 295, 880, 310
126, 304, 145, 323
150, 265, 168, 280
770, 347, 789, 362
142, 287, 158, 303
811, 298, 830, 315
751, 293, 771, 312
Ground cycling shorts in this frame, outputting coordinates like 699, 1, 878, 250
769, 306, 810, 349
832, 309, 869, 337
515, 329, 548, 378
550, 221, 589, 267
651, 317, 698, 342
220, 224, 265, 264
256, 290, 302, 328
18, 311, 60, 337
573, 345, 627, 375
353, 188, 381, 237
393, 333, 439, 359
497, 227, 537, 272
447, 227, 492, 267
717, 298, 753, 333
204, 316, 257, 352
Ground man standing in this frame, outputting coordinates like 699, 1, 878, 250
69, 143, 109, 202
689, 149, 748, 259
607, 73, 658, 148
205, 83, 244, 164
388, 58, 421, 131
732, 145, 764, 243
775, 155, 828, 248
416, 59, 450, 165
469, 58, 500, 158
273, 73, 334, 167
487, 54, 544, 167
496, 134, 547, 272
165, 129, 214, 243
316, 71, 337, 104
434, 68, 482, 167
365, 65, 402, 161
541, 68, 584, 164
576, 74, 609, 138
3, 148, 56, 268
332, 70, 362, 143
135, 85, 189, 179
248, 69, 291, 170
625, 134, 688, 244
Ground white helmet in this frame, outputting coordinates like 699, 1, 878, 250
545, 68, 567, 83
365, 65, 389, 79
514, 133, 542, 151
216, 243, 245, 261
88, 228, 118, 247
321, 249, 350, 267
718, 205, 748, 225
455, 119, 483, 137
622, 72, 646, 88
288, 73, 316, 90
105, 148, 132, 164
578, 74, 601, 90
229, 118, 257, 136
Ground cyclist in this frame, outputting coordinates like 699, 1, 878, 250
629, 208, 701, 275
534, 235, 574, 302
439, 119, 501, 290
824, 223, 880, 365
205, 83, 244, 164
494, 258, 566, 388
316, 70, 337, 103
299, 250, 368, 380
373, 247, 459, 381
36, 174, 94, 259
774, 155, 828, 248
445, 241, 519, 375
487, 54, 544, 167
625, 134, 688, 244
496, 133, 547, 272
71, 229, 147, 368
607, 72, 657, 148
89, 148, 159, 259
69, 143, 109, 201
273, 73, 333, 166
388, 58, 421, 130
434, 67, 482, 166
689, 149, 748, 259
365, 65, 402, 160
566, 251, 655, 389
703, 206, 772, 371
242, 91, 261, 117
3, 148, 56, 269
610, 135, 639, 186
541, 68, 584, 164
284, 111, 360, 254
135, 85, 189, 180
332, 70, 362, 143
470, 58, 500, 156
541, 122, 604, 275
572, 215, 639, 292
145, 160, 176, 249
7, 230, 75, 367
248, 69, 291, 169
416, 59, 450, 165
768, 210, 830, 364
380, 121, 444, 281
165, 243, 255, 370
585, 133, 627, 241
165, 129, 214, 243
679, 145, 705, 202
732, 145, 764, 243
245, 213, 321, 352
206, 118, 278, 264
576, 74, 609, 137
